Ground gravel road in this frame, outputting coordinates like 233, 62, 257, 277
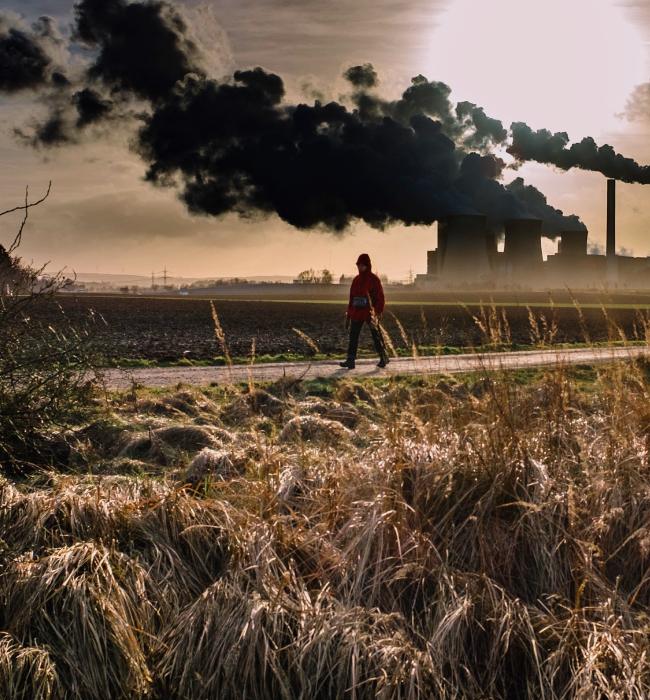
102, 345, 648, 389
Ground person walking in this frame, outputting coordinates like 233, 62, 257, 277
340, 253, 389, 369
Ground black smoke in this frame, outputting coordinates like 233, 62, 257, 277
508, 122, 650, 184
73, 0, 203, 102
15, 110, 68, 147
348, 73, 459, 136
456, 101, 508, 150
0, 13, 65, 92
453, 153, 584, 234
344, 63, 378, 89
135, 67, 584, 234
4, 0, 618, 237
13, 0, 204, 145
344, 73, 508, 155
138, 73, 461, 230
74, 88, 113, 127
506, 177, 585, 233
137, 65, 577, 233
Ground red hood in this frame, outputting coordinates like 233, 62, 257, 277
356, 253, 372, 271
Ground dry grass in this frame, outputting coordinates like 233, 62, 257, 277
279, 415, 354, 444
210, 300, 232, 367
2, 329, 650, 696
0, 632, 59, 700
1, 542, 154, 699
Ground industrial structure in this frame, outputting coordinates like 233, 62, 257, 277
416, 180, 650, 289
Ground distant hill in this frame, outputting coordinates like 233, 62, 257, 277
73, 273, 296, 285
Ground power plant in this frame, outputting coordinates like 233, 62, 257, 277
416, 180, 650, 289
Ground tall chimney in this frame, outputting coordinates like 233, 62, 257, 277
606, 179, 616, 258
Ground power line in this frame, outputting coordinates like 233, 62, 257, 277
150, 268, 172, 287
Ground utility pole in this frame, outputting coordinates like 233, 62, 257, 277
151, 271, 155, 288
163, 267, 168, 286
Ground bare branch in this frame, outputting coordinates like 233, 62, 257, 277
0, 181, 52, 218
1, 181, 52, 255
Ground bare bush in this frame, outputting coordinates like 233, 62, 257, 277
0, 185, 101, 469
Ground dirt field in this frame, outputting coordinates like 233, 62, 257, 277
39, 293, 650, 362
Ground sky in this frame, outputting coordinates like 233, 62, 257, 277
1, 0, 650, 281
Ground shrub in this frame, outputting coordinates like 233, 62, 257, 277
0, 186, 101, 470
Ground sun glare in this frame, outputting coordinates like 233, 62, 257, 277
427, 0, 646, 138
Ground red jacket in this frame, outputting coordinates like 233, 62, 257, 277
347, 271, 385, 322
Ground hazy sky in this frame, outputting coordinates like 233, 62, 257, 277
1, 0, 650, 280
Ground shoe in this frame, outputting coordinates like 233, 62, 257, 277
339, 360, 355, 369
377, 357, 389, 368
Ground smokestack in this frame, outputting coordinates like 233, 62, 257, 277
438, 214, 491, 280
607, 179, 616, 258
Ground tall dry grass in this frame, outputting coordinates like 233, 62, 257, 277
2, 308, 650, 698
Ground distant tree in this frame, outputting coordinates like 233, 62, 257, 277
119, 285, 130, 294
296, 269, 316, 284
296, 269, 334, 284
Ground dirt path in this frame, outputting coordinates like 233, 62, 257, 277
102, 345, 647, 389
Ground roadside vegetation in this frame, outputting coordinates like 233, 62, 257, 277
0, 186, 100, 472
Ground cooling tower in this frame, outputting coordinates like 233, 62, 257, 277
426, 249, 438, 275
503, 219, 543, 279
558, 230, 588, 257
438, 214, 491, 280
485, 232, 498, 269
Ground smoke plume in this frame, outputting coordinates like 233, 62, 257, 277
135, 66, 583, 234
10, 0, 649, 238
508, 122, 650, 184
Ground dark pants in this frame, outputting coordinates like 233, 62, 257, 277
347, 319, 387, 362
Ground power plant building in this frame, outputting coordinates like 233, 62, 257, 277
416, 180, 650, 289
